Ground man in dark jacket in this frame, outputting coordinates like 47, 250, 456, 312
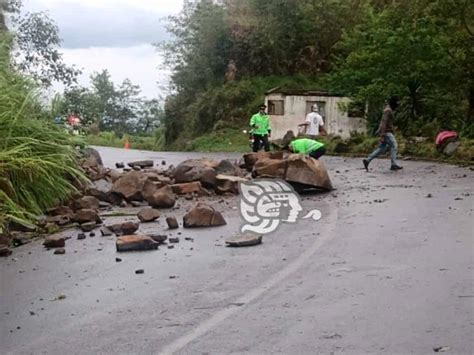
363, 97, 403, 171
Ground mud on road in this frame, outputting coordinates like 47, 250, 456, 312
1, 147, 473, 354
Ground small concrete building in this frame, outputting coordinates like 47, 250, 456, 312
265, 88, 366, 140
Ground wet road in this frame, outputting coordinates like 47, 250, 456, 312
1, 147, 473, 354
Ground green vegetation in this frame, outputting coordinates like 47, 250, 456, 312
0, 33, 84, 232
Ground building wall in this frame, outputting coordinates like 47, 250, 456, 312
265, 94, 366, 140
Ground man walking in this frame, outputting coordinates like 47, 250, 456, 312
363, 97, 403, 171
298, 104, 326, 138
250, 104, 271, 152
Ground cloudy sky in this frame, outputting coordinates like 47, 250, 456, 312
21, 0, 185, 98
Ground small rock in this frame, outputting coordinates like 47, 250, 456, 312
120, 222, 139, 235
433, 346, 451, 352
226, 233, 263, 247
77, 233, 86, 240
454, 197, 463, 200
116, 235, 159, 252
132, 165, 141, 171
135, 269, 144, 274
43, 236, 65, 248
426, 193, 432, 198
169, 237, 179, 243
115, 257, 122, 262
149, 234, 167, 243
183, 203, 226, 228
0, 246, 12, 257
89, 232, 95, 237
54, 248, 66, 255
100, 227, 113, 237
128, 160, 154, 169
137, 208, 161, 223
161, 160, 166, 165
115, 162, 125, 169
167, 245, 174, 249
166, 217, 179, 229
80, 222, 97, 232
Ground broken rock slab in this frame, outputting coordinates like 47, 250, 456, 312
116, 235, 159, 252
74, 209, 102, 224
183, 203, 226, 228
226, 233, 263, 247
107, 221, 139, 235
137, 208, 161, 222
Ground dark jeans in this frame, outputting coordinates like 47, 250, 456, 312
309, 146, 326, 159
252, 134, 270, 152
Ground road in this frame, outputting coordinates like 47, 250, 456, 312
1, 147, 473, 354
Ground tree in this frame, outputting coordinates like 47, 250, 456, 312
3, 0, 80, 87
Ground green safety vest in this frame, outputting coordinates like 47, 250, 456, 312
290, 138, 324, 154
250, 113, 271, 135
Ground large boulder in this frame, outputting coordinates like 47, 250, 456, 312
111, 171, 149, 201
80, 147, 103, 167
174, 159, 219, 188
116, 235, 159, 252
147, 185, 176, 208
285, 154, 332, 190
243, 151, 284, 171
183, 203, 226, 228
252, 154, 332, 191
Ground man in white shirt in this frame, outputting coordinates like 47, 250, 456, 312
298, 104, 326, 138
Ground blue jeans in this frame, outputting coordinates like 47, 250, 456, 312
367, 133, 399, 165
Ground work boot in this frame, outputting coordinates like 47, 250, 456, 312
363, 159, 369, 172
390, 164, 403, 171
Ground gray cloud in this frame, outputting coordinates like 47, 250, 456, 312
23, 1, 174, 48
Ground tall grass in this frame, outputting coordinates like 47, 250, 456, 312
0, 36, 85, 233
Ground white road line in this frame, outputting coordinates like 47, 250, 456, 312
160, 206, 338, 355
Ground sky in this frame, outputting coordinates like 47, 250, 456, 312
21, 0, 185, 98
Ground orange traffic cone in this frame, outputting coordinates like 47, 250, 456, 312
124, 138, 130, 149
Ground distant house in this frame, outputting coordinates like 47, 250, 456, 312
265, 88, 366, 140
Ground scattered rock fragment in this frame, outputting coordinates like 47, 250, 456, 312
166, 217, 179, 229
89, 232, 95, 237
116, 235, 159, 252
149, 234, 167, 243
54, 248, 66, 255
171, 182, 202, 195
74, 209, 102, 224
135, 269, 144, 274
120, 222, 139, 235
77, 233, 86, 240
100, 226, 113, 237
169, 237, 179, 243
216, 175, 248, 194
147, 185, 176, 208
226, 233, 263, 247
137, 208, 161, 222
43, 236, 65, 248
115, 162, 125, 169
183, 203, 226, 228
115, 257, 122, 262
80, 222, 97, 232
128, 160, 154, 169
0, 246, 12, 257
73, 196, 100, 211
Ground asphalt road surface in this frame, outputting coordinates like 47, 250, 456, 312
1, 147, 473, 354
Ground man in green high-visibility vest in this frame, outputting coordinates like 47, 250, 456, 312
287, 137, 326, 160
249, 104, 271, 152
